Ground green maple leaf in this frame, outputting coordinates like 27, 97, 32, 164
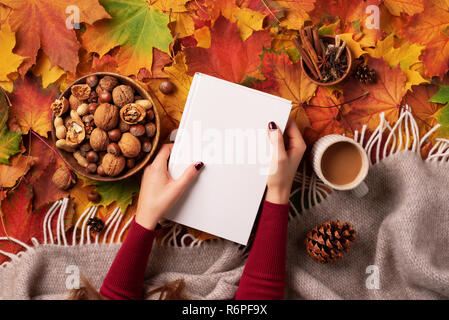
429, 85, 449, 132
82, 0, 173, 76
81, 176, 140, 213
0, 88, 21, 164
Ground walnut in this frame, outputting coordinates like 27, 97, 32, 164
90, 128, 109, 151
98, 76, 119, 92
112, 85, 134, 107
94, 103, 119, 130
52, 167, 75, 190
69, 94, 82, 110
51, 97, 69, 116
102, 153, 125, 176
71, 84, 91, 101
118, 132, 141, 158
119, 103, 146, 125
65, 110, 85, 145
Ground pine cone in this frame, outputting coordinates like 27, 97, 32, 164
355, 64, 376, 84
87, 217, 105, 233
305, 220, 356, 264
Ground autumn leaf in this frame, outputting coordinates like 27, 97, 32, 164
0, 87, 21, 164
303, 87, 352, 143
278, 0, 316, 30
0, 24, 25, 90
366, 34, 429, 90
193, 26, 211, 48
238, 0, 286, 26
8, 77, 56, 138
338, 33, 367, 58
31, 53, 66, 89
137, 48, 173, 81
81, 176, 140, 213
404, 84, 445, 136
82, 0, 173, 76
343, 58, 407, 131
26, 135, 68, 210
401, 0, 449, 78
384, 0, 424, 16
184, 15, 271, 83
152, 0, 195, 38
0, 153, 36, 188
147, 52, 192, 141
0, 0, 110, 75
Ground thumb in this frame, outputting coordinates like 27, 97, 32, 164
172, 161, 205, 194
268, 121, 286, 157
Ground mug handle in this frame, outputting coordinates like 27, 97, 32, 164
352, 181, 369, 198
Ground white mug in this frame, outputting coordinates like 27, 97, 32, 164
311, 135, 369, 197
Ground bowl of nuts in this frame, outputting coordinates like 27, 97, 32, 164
50, 72, 160, 181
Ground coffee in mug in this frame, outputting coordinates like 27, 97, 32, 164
311, 135, 369, 197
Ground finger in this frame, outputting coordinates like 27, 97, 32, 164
284, 119, 306, 154
268, 121, 287, 159
172, 161, 205, 195
152, 143, 174, 168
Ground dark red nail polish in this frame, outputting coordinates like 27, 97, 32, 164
268, 121, 277, 130
194, 162, 204, 171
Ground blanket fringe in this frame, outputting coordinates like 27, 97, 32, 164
0, 105, 444, 263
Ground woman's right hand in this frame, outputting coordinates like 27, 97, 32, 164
265, 119, 306, 204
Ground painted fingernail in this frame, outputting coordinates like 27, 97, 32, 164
268, 121, 277, 130
194, 162, 204, 171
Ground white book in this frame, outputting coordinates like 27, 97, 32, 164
166, 73, 292, 245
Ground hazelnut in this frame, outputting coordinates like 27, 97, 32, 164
145, 122, 157, 138
87, 190, 101, 203
146, 109, 155, 121
112, 85, 134, 107
118, 132, 141, 158
52, 167, 75, 190
142, 140, 152, 153
159, 80, 175, 94
99, 90, 112, 103
94, 103, 119, 130
119, 119, 130, 132
99, 76, 118, 92
51, 97, 69, 116
86, 162, 97, 174
126, 158, 135, 169
71, 84, 91, 101
86, 75, 99, 88
108, 128, 121, 141
97, 165, 106, 176
86, 150, 99, 163
69, 94, 82, 110
102, 153, 126, 176
90, 128, 109, 151
130, 124, 145, 137
88, 103, 98, 114
107, 142, 121, 156
119, 103, 146, 124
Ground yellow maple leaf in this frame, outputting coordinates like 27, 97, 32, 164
0, 153, 36, 188
32, 53, 66, 88
194, 26, 211, 48
338, 33, 367, 59
231, 7, 266, 41
152, 0, 195, 38
384, 0, 424, 16
278, 0, 315, 30
0, 24, 25, 90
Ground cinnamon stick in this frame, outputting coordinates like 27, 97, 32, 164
293, 38, 319, 79
312, 27, 323, 57
299, 29, 322, 80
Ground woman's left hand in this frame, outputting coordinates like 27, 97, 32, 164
135, 144, 205, 230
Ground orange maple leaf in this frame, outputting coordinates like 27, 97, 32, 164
184, 15, 271, 83
0, 0, 110, 75
401, 0, 449, 78
342, 58, 407, 131
8, 77, 57, 138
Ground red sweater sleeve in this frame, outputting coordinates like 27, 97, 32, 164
235, 200, 289, 300
100, 217, 158, 300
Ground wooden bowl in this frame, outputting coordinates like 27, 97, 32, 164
51, 72, 160, 182
300, 35, 352, 86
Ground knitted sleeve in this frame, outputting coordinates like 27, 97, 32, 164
235, 200, 289, 300
99, 217, 159, 300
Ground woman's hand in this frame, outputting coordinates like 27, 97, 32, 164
265, 119, 306, 204
135, 144, 204, 230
